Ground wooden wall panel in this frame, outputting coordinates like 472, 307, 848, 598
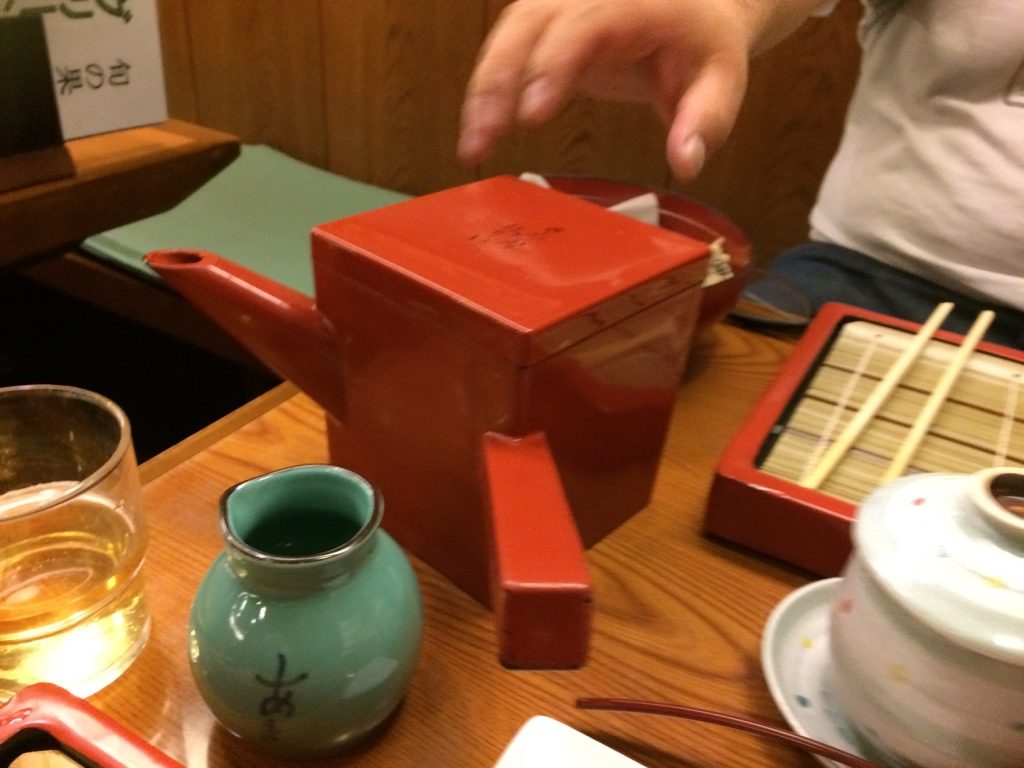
167, 0, 328, 168
157, 0, 862, 265
321, 0, 485, 193
480, 97, 673, 185
156, 0, 198, 121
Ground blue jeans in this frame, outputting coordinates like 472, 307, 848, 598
767, 242, 1024, 350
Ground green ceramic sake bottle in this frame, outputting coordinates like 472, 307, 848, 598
188, 464, 422, 758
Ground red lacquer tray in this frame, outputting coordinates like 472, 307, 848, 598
0, 683, 182, 767
704, 302, 1024, 575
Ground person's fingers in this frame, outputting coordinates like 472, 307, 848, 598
458, 3, 555, 164
515, 6, 631, 126
460, 0, 753, 179
664, 54, 748, 181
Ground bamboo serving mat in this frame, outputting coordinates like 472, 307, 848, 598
758, 320, 1024, 504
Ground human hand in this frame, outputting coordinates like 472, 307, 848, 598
458, 0, 761, 182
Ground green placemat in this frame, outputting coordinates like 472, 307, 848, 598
82, 144, 409, 296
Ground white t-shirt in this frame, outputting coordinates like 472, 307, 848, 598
810, 0, 1024, 310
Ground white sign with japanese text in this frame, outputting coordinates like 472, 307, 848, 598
1, 0, 167, 140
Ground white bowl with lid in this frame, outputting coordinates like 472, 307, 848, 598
828, 467, 1024, 767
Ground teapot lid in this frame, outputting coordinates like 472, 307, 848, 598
312, 176, 709, 365
853, 468, 1024, 666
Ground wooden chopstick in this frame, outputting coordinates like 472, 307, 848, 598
880, 309, 995, 483
799, 301, 954, 489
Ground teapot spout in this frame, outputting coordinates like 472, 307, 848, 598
145, 250, 346, 419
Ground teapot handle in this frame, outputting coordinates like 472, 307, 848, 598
482, 431, 592, 669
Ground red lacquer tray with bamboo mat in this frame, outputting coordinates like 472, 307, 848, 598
704, 302, 1024, 575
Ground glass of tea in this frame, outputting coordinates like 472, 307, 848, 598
0, 384, 150, 699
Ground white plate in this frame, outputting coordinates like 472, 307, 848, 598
761, 579, 880, 768
493, 716, 647, 767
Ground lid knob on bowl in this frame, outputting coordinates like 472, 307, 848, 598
971, 467, 1024, 544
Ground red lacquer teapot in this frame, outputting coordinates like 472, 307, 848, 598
145, 176, 710, 668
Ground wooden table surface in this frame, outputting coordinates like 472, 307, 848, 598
0, 120, 238, 267
98, 322, 818, 768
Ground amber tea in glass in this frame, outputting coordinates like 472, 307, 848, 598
0, 385, 150, 699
